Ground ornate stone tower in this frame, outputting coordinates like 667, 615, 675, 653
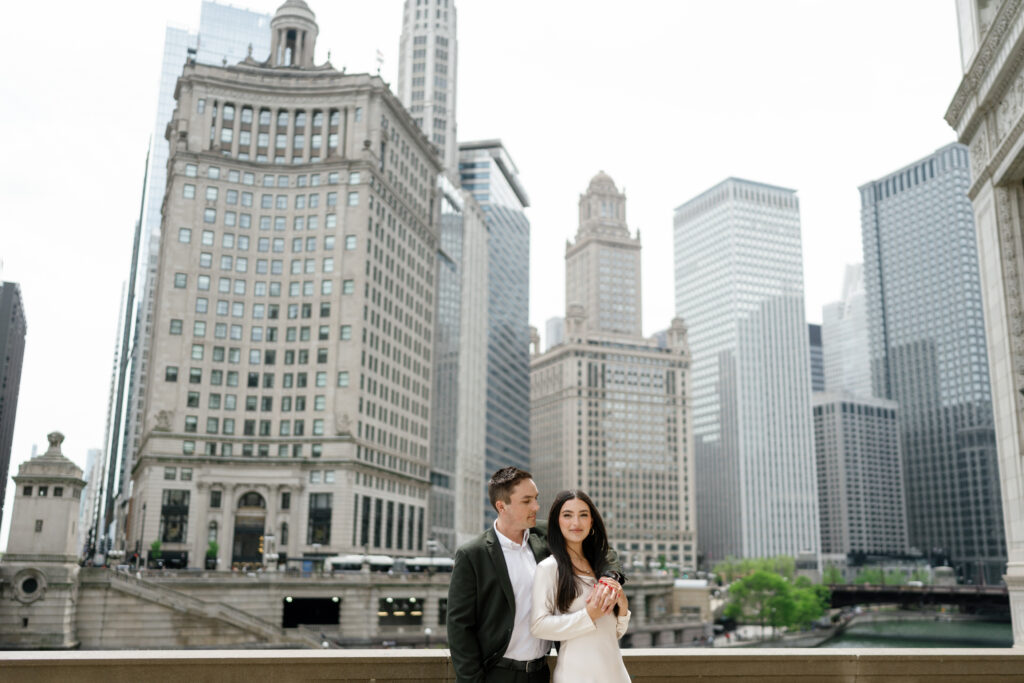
0, 432, 87, 649
564, 172, 643, 337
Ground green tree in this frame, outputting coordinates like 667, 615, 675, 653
149, 539, 162, 560
206, 541, 220, 558
822, 566, 844, 585
853, 568, 884, 585
790, 578, 831, 629
724, 570, 793, 639
884, 570, 905, 586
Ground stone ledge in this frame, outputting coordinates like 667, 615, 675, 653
1, 648, 1024, 682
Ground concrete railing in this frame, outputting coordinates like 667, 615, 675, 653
2, 648, 1024, 682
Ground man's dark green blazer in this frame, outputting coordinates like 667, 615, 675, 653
446, 522, 551, 683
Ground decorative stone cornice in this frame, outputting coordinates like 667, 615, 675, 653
947, 0, 1024, 129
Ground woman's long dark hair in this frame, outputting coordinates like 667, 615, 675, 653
546, 490, 610, 613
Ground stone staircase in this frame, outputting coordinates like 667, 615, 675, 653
96, 570, 323, 648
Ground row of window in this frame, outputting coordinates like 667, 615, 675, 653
21, 485, 80, 498
184, 166, 349, 189
180, 191, 356, 213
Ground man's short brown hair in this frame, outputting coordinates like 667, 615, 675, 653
488, 466, 533, 511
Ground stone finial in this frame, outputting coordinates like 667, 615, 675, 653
45, 431, 65, 456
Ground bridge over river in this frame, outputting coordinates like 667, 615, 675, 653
829, 584, 1009, 615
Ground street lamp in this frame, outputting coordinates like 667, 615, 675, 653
424, 627, 432, 648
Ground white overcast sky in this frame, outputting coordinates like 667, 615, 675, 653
0, 1, 963, 546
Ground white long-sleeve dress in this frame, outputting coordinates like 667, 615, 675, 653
530, 556, 631, 683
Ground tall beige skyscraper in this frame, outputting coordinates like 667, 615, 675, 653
127, 0, 443, 569
531, 173, 695, 569
397, 0, 458, 171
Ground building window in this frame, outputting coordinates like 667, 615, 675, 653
281, 491, 291, 510
166, 366, 179, 382
307, 493, 332, 545
179, 228, 192, 243
35, 520, 44, 533
210, 490, 222, 508
160, 489, 190, 543
337, 371, 349, 387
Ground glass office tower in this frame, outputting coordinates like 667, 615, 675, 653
860, 143, 1004, 584
674, 178, 819, 566
459, 140, 530, 524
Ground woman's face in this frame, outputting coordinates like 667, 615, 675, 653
557, 497, 592, 545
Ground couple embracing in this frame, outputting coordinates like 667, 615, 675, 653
446, 466, 631, 682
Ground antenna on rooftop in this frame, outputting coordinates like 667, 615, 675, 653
376, 48, 384, 73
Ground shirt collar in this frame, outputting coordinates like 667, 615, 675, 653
493, 520, 530, 550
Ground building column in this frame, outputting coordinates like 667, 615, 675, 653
975, 183, 1024, 647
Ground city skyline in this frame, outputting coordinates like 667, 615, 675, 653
1, 0, 963, 546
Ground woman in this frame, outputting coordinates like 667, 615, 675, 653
530, 490, 630, 682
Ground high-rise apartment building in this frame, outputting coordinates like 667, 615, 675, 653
809, 324, 824, 393
674, 178, 818, 565
531, 173, 695, 567
0, 282, 27, 534
947, 0, 1024, 643
397, 0, 458, 170
459, 140, 531, 524
126, 0, 443, 569
813, 393, 906, 556
860, 143, 1004, 583
118, 1, 272, 531
822, 264, 872, 396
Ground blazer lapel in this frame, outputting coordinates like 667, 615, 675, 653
485, 528, 516, 612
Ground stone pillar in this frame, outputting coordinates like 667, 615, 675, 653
0, 432, 86, 649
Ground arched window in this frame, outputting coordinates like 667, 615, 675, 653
238, 491, 266, 508
280, 522, 289, 545
208, 521, 218, 543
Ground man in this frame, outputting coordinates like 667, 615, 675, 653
447, 467, 620, 682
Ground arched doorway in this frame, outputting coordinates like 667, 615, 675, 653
232, 491, 266, 567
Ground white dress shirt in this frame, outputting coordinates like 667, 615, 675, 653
494, 521, 550, 661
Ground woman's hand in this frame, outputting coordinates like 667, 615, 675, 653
614, 588, 628, 615
584, 581, 619, 622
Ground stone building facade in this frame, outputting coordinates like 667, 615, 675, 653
127, 0, 443, 570
530, 173, 695, 569
947, 0, 1024, 646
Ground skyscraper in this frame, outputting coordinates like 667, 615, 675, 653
813, 393, 906, 557
532, 173, 695, 568
126, 0, 443, 569
809, 324, 824, 393
860, 143, 1004, 583
396, 0, 489, 547
822, 264, 871, 396
0, 282, 27, 534
428, 174, 488, 550
459, 140, 531, 524
117, 1, 272, 534
397, 0, 458, 170
674, 178, 818, 565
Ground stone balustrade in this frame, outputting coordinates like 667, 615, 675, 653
1, 648, 1023, 682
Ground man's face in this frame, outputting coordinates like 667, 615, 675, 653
496, 478, 540, 534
